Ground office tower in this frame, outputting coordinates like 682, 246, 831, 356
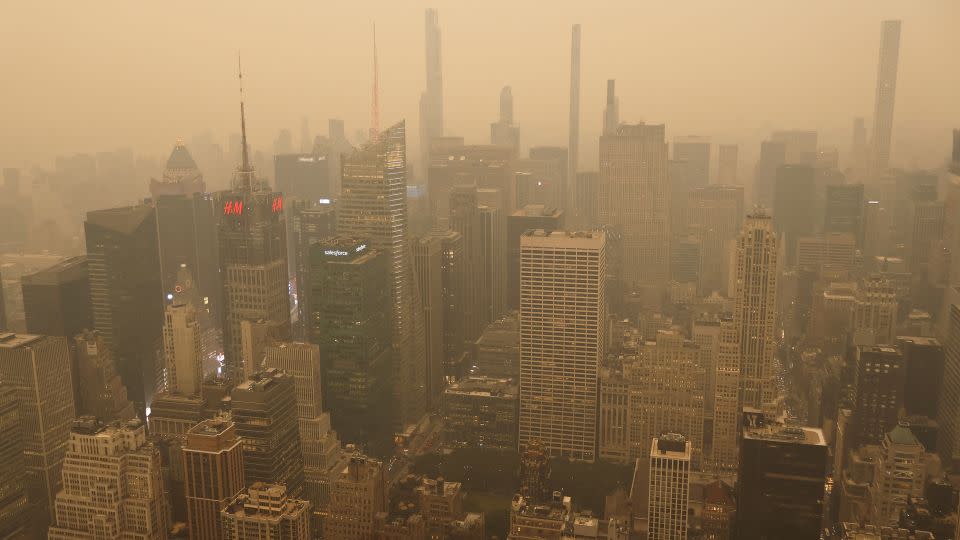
413, 235, 445, 409
870, 20, 902, 175
151, 142, 221, 334
692, 317, 720, 441
490, 86, 520, 155
450, 185, 488, 341
507, 205, 564, 310
515, 160, 564, 210
74, 330, 136, 422
603, 79, 619, 135
183, 418, 245, 540
420, 8, 444, 173
518, 230, 606, 462
574, 171, 599, 228
416, 477, 465, 537
324, 456, 387, 540
339, 121, 427, 430
528, 146, 569, 207
161, 302, 203, 397
264, 342, 342, 527
736, 418, 827, 540
686, 185, 744, 295
898, 336, 944, 420
701, 480, 735, 540
869, 424, 926, 526
442, 376, 518, 450
771, 130, 818, 165
427, 229, 466, 379
568, 23, 581, 210
824, 183, 865, 239
0, 386, 27, 538
797, 232, 858, 275
85, 204, 163, 410
622, 330, 705, 468
671, 234, 701, 286
0, 333, 74, 528
753, 139, 787, 207
599, 123, 669, 292
674, 136, 711, 187
850, 117, 869, 176
20, 256, 92, 337
717, 144, 738, 185
480, 204, 507, 324
852, 345, 905, 448
48, 418, 169, 540
221, 483, 311, 540
598, 365, 629, 463
0, 269, 5, 330
274, 153, 332, 202
647, 434, 691, 540
217, 73, 290, 379
908, 200, 944, 274
773, 164, 816, 265
286, 198, 336, 338
852, 276, 898, 346
232, 369, 304, 495
427, 144, 515, 223
941, 302, 960, 466
508, 491, 573, 539
308, 237, 392, 450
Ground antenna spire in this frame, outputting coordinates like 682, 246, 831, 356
370, 23, 380, 142
239, 52, 251, 174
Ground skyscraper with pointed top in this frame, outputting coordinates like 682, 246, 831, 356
490, 86, 519, 156
420, 8, 444, 175
216, 60, 291, 379
603, 79, 618, 136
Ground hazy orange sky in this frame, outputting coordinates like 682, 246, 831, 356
1, 0, 957, 173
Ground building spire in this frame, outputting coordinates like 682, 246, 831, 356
370, 23, 380, 142
238, 52, 251, 173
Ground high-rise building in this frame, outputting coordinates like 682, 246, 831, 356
852, 345, 905, 448
232, 369, 305, 495
339, 121, 427, 430
717, 144, 738, 185
603, 79, 619, 136
161, 302, 204, 396
647, 434, 691, 540
274, 153, 332, 202
442, 376, 518, 450
568, 23, 581, 211
773, 164, 816, 265
701, 480, 735, 540
480, 204, 506, 324
736, 418, 827, 540
796, 232, 858, 275
852, 276, 898, 346
20, 256, 92, 338
898, 336, 944, 420
507, 205, 564, 310
674, 136, 711, 188
183, 418, 245, 540
710, 315, 741, 471
85, 204, 163, 410
0, 333, 74, 529
518, 230, 606, 461
753, 139, 787, 207
286, 198, 336, 338
0, 385, 28, 538
941, 301, 960, 467
686, 185, 743, 295
74, 330, 136, 422
824, 183, 865, 240
308, 237, 392, 451
221, 483, 311, 540
450, 185, 489, 342
413, 235, 445, 409
599, 123, 670, 292
427, 144, 514, 224
48, 418, 169, 540
771, 130, 818, 166
869, 423, 926, 526
324, 456, 387, 540
419, 8, 444, 174
264, 342, 342, 526
491, 86, 520, 155
427, 229, 466, 379
870, 20, 902, 175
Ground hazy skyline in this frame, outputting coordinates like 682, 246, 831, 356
1, 0, 958, 172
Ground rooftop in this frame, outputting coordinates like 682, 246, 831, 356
743, 423, 827, 447
20, 255, 87, 286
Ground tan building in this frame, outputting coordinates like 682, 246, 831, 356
417, 477, 464, 538
507, 493, 571, 540
220, 483, 310, 540
183, 418, 245, 540
49, 417, 169, 540
797, 232, 858, 275
73, 329, 136, 422
161, 302, 204, 396
853, 276, 898, 346
647, 434, 691, 540
518, 230, 606, 462
686, 185, 744, 295
717, 144, 738, 185
324, 456, 387, 539
869, 424, 926, 526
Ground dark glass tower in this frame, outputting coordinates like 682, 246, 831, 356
20, 255, 92, 337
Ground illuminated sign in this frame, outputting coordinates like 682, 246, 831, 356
272, 196, 283, 213
324, 249, 349, 257
223, 200, 244, 215
318, 198, 332, 205
355, 244, 367, 253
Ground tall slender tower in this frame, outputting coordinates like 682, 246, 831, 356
419, 9, 444, 172
603, 79, 619, 136
870, 20, 902, 175
567, 24, 581, 212
339, 121, 427, 430
370, 26, 381, 142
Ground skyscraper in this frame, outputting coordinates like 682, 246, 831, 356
773, 164, 816, 265
74, 330, 136, 422
673, 136, 711, 188
869, 423, 926, 526
420, 8, 444, 174
603, 79, 619, 136
686, 185, 744, 295
897, 336, 944, 421
339, 121, 427, 430
274, 153, 332, 202
220, 483, 311, 540
183, 418, 245, 540
480, 204, 507, 324
286, 198, 336, 339
753, 139, 787, 207
824, 183, 865, 240
449, 185, 488, 342
232, 369, 305, 495
0, 333, 75, 529
717, 144, 738, 185
647, 434, 691, 540
0, 385, 28, 539
161, 302, 204, 396
20, 255, 92, 338
430, 229, 467, 379
599, 123, 670, 293
567, 24, 581, 212
85, 204, 163, 410
324, 456, 388, 540
413, 235, 445, 409
852, 345, 905, 448
48, 418, 169, 540
490, 86, 520, 155
870, 20, 902, 175
518, 230, 606, 461
507, 205, 565, 310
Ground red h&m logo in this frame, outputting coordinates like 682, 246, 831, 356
272, 196, 283, 213
223, 200, 244, 215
